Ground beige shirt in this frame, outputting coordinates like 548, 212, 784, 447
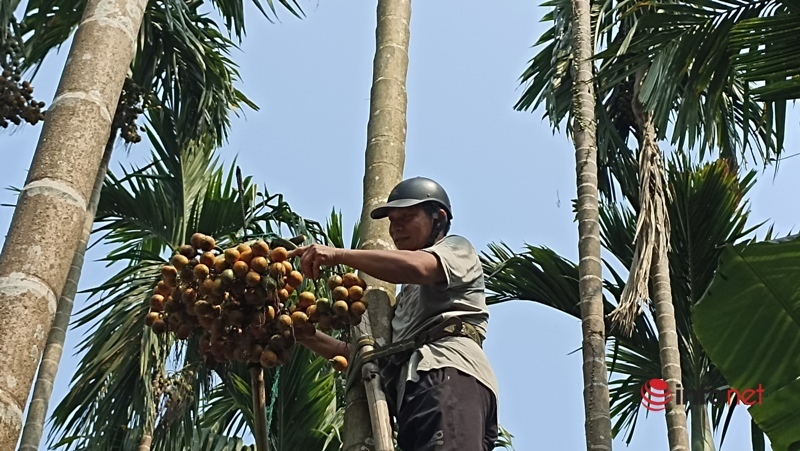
391, 235, 499, 409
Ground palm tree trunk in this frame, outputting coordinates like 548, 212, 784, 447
137, 434, 152, 451
652, 250, 690, 451
17, 134, 115, 451
345, 0, 410, 449
690, 402, 715, 451
0, 0, 146, 447
570, 1, 612, 450
632, 67, 690, 451
251, 366, 269, 451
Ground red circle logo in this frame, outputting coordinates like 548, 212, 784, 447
641, 378, 672, 412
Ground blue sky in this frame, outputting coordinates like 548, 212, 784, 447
3, 1, 798, 449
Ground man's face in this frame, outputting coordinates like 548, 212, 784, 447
387, 205, 434, 251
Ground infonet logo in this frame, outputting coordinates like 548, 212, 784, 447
641, 378, 765, 412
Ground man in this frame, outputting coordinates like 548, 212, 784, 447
287, 177, 498, 451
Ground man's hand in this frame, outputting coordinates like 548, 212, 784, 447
286, 244, 342, 281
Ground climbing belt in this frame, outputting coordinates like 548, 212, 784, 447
344, 316, 483, 395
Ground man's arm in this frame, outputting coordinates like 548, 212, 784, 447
297, 329, 351, 360
336, 248, 444, 285
287, 245, 446, 285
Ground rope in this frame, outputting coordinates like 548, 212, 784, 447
265, 367, 280, 434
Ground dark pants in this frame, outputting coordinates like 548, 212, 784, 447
396, 367, 497, 451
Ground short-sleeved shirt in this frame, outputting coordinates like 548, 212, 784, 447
391, 234, 499, 410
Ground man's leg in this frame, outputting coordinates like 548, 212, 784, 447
397, 367, 494, 451
481, 384, 498, 451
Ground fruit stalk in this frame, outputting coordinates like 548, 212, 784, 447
250, 366, 270, 451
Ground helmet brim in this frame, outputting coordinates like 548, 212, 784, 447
370, 198, 431, 219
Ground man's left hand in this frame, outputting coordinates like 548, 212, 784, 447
286, 244, 342, 281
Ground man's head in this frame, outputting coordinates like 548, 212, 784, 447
370, 177, 452, 250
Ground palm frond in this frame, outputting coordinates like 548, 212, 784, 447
516, 0, 636, 200
136, 0, 258, 145
50, 124, 243, 449
601, 0, 789, 164
19, 0, 258, 145
209, 0, 305, 40
199, 365, 257, 439
270, 346, 337, 451
48, 259, 168, 450
666, 156, 758, 337
191, 427, 256, 451
729, 11, 800, 104
480, 242, 655, 348
52, 121, 343, 448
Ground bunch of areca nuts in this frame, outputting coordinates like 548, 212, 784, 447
145, 233, 368, 372
1, 19, 46, 128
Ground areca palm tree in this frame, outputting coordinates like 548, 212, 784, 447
482, 156, 761, 450
518, 0, 785, 181
2, 0, 304, 447
516, 1, 792, 449
525, 0, 613, 447
347, 0, 411, 449
0, 1, 148, 447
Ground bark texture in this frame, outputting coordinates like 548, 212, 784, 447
570, 0, 612, 449
632, 67, 690, 451
251, 366, 269, 451
345, 0, 411, 449
0, 0, 147, 447
652, 250, 690, 451
17, 136, 115, 451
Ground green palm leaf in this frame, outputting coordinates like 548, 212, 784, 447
521, 0, 787, 172
0, 0, 21, 37
694, 235, 800, 450
17, 0, 271, 145
516, 0, 636, 199
200, 365, 259, 439
192, 427, 256, 451
49, 122, 223, 449
48, 259, 168, 450
269, 346, 337, 451
729, 12, 800, 102
601, 0, 790, 163
665, 157, 759, 336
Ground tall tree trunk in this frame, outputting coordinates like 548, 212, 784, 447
652, 250, 690, 451
17, 135, 115, 451
137, 434, 152, 451
0, 0, 146, 447
570, 1, 612, 450
690, 402, 715, 451
345, 0, 410, 449
632, 67, 690, 451
251, 366, 269, 451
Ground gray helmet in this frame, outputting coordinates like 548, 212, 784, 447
370, 177, 453, 220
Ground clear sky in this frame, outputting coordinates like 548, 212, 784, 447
2, 1, 798, 449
